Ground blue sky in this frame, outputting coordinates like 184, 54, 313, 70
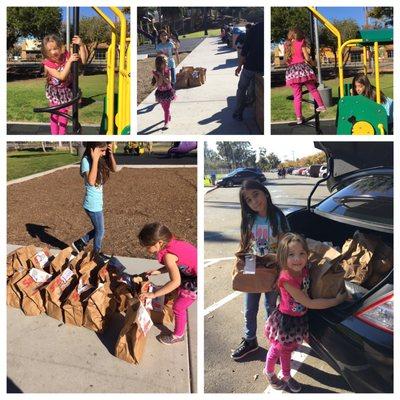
317, 7, 386, 27
61, 7, 130, 23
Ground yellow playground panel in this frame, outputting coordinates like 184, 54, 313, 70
93, 7, 130, 135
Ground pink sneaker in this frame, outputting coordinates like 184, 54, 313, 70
316, 106, 327, 112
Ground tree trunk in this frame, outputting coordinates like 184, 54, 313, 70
41, 142, 47, 153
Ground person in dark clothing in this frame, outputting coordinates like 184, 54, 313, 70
233, 22, 263, 121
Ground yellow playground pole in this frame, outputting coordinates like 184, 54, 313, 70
92, 7, 116, 135
307, 7, 343, 96
110, 7, 130, 134
363, 46, 368, 75
374, 41, 381, 104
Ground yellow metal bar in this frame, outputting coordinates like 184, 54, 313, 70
338, 39, 363, 98
374, 41, 381, 104
377, 124, 385, 135
92, 7, 117, 135
110, 7, 128, 134
307, 7, 343, 96
363, 46, 367, 75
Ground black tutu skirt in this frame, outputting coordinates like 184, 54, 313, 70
155, 88, 176, 103
264, 309, 309, 346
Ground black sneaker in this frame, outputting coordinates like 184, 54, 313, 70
284, 377, 301, 393
72, 239, 86, 253
231, 338, 258, 360
93, 252, 111, 266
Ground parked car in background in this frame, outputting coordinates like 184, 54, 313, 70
286, 142, 393, 393
309, 164, 322, 177
319, 164, 327, 178
216, 167, 266, 187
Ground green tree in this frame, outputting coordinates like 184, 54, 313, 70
271, 7, 310, 43
7, 7, 62, 50
216, 142, 256, 169
257, 148, 281, 171
367, 7, 393, 27
319, 18, 360, 69
78, 16, 111, 66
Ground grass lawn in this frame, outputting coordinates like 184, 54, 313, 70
7, 151, 79, 181
271, 73, 393, 122
7, 74, 114, 125
181, 29, 220, 39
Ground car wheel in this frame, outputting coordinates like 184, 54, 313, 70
227, 180, 234, 187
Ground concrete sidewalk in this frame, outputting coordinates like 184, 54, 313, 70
138, 37, 260, 135
7, 245, 196, 393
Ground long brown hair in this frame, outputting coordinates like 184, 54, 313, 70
152, 55, 168, 85
352, 72, 387, 103
277, 232, 309, 271
284, 28, 305, 64
239, 179, 289, 253
83, 142, 111, 186
41, 34, 64, 59
138, 222, 173, 246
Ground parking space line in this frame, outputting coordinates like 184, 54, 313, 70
204, 257, 235, 268
204, 291, 242, 316
264, 343, 312, 393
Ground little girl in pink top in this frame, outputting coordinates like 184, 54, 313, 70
284, 28, 326, 124
41, 34, 87, 134
264, 233, 347, 392
138, 222, 197, 345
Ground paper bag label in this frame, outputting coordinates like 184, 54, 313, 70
77, 278, 93, 295
137, 303, 153, 336
244, 255, 256, 274
146, 284, 165, 312
29, 268, 53, 283
34, 251, 49, 268
61, 268, 74, 283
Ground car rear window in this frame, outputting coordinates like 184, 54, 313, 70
315, 174, 393, 232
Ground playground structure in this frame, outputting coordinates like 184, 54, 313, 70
34, 7, 130, 135
307, 7, 393, 135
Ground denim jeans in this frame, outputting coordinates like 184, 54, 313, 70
234, 67, 256, 116
81, 209, 105, 252
244, 291, 278, 341
170, 67, 176, 86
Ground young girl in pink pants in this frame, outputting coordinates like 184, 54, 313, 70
152, 55, 176, 130
264, 233, 347, 392
42, 34, 87, 134
284, 28, 326, 124
139, 222, 197, 345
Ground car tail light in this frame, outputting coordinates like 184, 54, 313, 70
355, 292, 393, 333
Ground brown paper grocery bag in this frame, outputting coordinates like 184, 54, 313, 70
232, 253, 278, 293
16, 268, 53, 316
150, 293, 176, 325
45, 268, 77, 321
82, 266, 116, 332
115, 300, 147, 364
49, 247, 76, 273
363, 241, 393, 289
307, 239, 345, 299
7, 246, 42, 277
7, 270, 28, 309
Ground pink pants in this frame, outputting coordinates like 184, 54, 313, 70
50, 102, 69, 135
173, 294, 195, 337
160, 101, 172, 124
264, 341, 298, 378
290, 81, 324, 118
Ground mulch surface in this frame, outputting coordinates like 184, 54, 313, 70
8, 167, 197, 258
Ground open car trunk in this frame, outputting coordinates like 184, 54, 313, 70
286, 208, 393, 321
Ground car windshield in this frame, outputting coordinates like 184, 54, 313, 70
315, 174, 393, 232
